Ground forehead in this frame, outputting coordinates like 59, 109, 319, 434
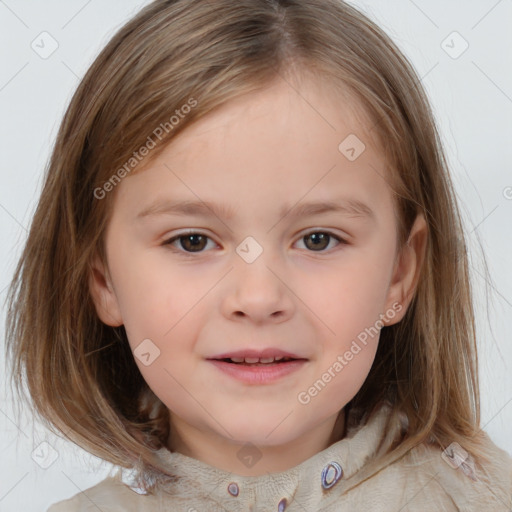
170, 75, 377, 158
113, 77, 394, 223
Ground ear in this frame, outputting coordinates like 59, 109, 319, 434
383, 214, 427, 326
88, 252, 123, 327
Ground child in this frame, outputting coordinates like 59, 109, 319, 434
5, 0, 511, 510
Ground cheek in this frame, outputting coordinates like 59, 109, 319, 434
301, 247, 395, 405
299, 258, 389, 408
107, 246, 197, 346
109, 253, 203, 397
314, 250, 394, 332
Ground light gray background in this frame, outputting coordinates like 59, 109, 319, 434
1, 1, 511, 510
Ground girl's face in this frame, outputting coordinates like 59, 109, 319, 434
90, 76, 425, 474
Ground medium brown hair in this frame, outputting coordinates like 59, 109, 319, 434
5, 0, 486, 493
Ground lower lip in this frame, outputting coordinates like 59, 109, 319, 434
207, 359, 307, 384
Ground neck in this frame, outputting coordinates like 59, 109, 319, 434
167, 408, 346, 476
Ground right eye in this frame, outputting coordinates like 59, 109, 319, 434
162, 231, 217, 255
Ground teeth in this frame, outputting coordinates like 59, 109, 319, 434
244, 357, 261, 364
227, 356, 292, 364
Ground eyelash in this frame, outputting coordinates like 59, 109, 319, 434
162, 230, 348, 256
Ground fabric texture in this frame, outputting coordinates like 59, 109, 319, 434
47, 403, 512, 511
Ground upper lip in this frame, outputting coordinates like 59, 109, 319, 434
207, 348, 307, 360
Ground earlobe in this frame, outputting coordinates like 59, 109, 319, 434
88, 253, 124, 327
384, 214, 427, 326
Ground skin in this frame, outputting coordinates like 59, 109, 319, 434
90, 74, 426, 476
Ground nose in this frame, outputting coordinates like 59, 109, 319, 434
221, 252, 294, 325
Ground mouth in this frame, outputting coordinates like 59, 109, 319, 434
206, 348, 307, 365
205, 348, 308, 384
206, 356, 308, 384
212, 356, 305, 366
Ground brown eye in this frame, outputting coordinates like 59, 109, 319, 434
179, 234, 208, 252
164, 232, 213, 253
299, 231, 345, 252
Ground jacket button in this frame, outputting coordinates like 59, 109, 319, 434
278, 497, 287, 511
227, 482, 239, 496
321, 461, 343, 489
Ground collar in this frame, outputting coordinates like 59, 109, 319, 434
129, 402, 408, 509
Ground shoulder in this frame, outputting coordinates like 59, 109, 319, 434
46, 471, 157, 512
395, 432, 512, 509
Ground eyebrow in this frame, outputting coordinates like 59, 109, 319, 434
136, 198, 375, 222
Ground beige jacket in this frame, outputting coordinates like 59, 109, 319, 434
48, 404, 512, 511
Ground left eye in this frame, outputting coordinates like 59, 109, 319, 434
296, 231, 345, 252
162, 230, 346, 254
